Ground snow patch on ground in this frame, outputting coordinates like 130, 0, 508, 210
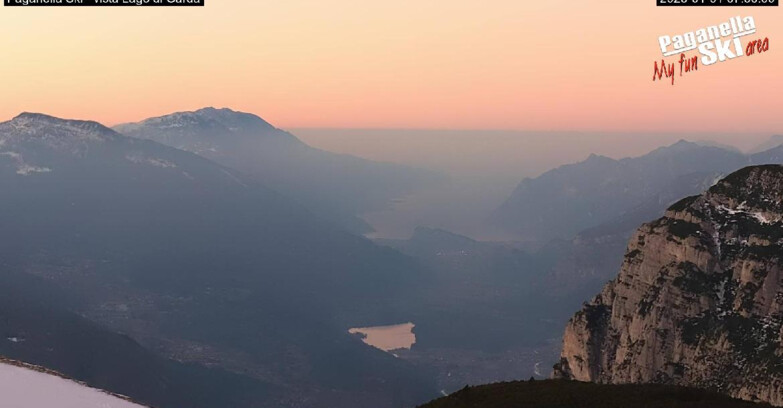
716, 204, 780, 225
0, 360, 147, 408
125, 154, 177, 169
146, 158, 177, 168
1, 151, 52, 176
16, 164, 52, 176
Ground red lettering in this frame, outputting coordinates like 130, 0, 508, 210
653, 59, 676, 85
679, 53, 698, 75
746, 40, 757, 56
746, 37, 770, 56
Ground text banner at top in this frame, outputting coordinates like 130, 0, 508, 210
657, 0, 777, 6
5, 0, 203, 6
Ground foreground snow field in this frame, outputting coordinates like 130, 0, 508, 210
0, 359, 146, 408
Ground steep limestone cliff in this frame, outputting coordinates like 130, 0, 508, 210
554, 165, 783, 405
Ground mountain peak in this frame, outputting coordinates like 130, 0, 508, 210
194, 106, 236, 114
585, 153, 612, 162
642, 139, 720, 159
193, 107, 276, 130
4, 112, 117, 142
577, 153, 616, 169
715, 164, 783, 186
0, 113, 121, 176
14, 112, 58, 121
11, 112, 106, 127
708, 165, 783, 214
661, 139, 698, 152
115, 107, 281, 140
672, 138, 694, 146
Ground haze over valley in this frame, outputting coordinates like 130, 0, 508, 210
294, 128, 776, 241
1, 108, 782, 407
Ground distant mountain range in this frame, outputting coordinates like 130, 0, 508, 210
492, 140, 783, 246
377, 140, 783, 394
538, 143, 783, 293
0, 113, 435, 408
491, 140, 755, 244
487, 141, 783, 343
749, 134, 783, 154
114, 108, 441, 234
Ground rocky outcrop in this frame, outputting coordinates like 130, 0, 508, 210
554, 165, 783, 406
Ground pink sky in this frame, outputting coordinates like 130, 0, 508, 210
0, 1, 781, 132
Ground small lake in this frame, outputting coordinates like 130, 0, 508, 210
348, 322, 416, 352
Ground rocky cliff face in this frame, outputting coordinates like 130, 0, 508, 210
554, 165, 783, 405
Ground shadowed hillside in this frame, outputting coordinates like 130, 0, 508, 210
418, 380, 771, 408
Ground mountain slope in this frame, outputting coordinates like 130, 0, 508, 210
750, 135, 783, 154
554, 165, 783, 405
0, 270, 279, 408
753, 144, 783, 164
491, 141, 750, 244
0, 113, 435, 407
114, 107, 440, 233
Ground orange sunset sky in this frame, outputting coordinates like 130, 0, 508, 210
0, 1, 781, 132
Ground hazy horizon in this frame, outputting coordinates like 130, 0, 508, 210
293, 128, 774, 179
290, 128, 778, 240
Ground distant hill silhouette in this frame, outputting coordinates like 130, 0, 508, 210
491, 140, 753, 244
418, 380, 770, 408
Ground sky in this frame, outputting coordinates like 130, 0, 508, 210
1, 1, 781, 133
